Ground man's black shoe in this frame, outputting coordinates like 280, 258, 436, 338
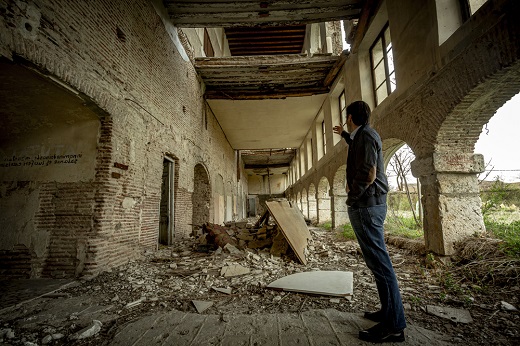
359, 323, 405, 343
363, 310, 384, 322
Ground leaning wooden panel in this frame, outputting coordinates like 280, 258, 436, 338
265, 199, 311, 264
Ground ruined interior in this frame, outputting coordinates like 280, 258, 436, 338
0, 0, 519, 344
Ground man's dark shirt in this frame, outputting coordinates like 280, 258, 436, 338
341, 124, 389, 207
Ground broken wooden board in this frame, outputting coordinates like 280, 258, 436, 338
266, 271, 353, 297
265, 199, 311, 264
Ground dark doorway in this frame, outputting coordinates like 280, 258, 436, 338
159, 157, 175, 245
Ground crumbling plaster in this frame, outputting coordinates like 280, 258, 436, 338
0, 183, 47, 256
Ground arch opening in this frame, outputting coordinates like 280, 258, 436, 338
192, 163, 211, 232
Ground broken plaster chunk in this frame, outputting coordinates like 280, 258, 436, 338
125, 298, 144, 309
212, 287, 233, 295
69, 320, 102, 340
221, 264, 250, 277
4, 329, 15, 339
501, 301, 518, 311
267, 271, 353, 297
426, 305, 473, 323
192, 300, 213, 313
223, 243, 242, 256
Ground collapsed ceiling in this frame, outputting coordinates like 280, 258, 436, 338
163, 0, 365, 27
225, 25, 307, 56
195, 54, 344, 100
241, 149, 296, 176
163, 0, 367, 175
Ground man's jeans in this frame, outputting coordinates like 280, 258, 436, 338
348, 204, 407, 331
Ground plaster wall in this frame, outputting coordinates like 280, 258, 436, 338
248, 174, 286, 195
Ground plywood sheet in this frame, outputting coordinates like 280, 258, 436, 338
267, 271, 353, 297
265, 199, 311, 264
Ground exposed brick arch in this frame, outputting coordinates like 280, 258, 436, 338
382, 139, 408, 170
437, 64, 520, 154
374, 1, 520, 158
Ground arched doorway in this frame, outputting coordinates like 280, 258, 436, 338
192, 164, 211, 231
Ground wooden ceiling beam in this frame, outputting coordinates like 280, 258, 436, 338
195, 54, 336, 66
229, 41, 302, 50
244, 163, 291, 169
227, 35, 305, 42
225, 27, 306, 35
164, 0, 364, 27
204, 87, 330, 100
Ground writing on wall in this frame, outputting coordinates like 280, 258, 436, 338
0, 153, 83, 168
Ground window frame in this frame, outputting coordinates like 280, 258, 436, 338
369, 24, 395, 105
203, 28, 215, 57
321, 120, 327, 155
339, 90, 347, 126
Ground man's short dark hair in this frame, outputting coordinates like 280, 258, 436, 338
346, 101, 371, 126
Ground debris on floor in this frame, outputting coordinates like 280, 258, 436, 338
426, 305, 473, 324
69, 320, 102, 340
0, 218, 518, 345
201, 199, 312, 265
192, 300, 214, 313
265, 199, 312, 265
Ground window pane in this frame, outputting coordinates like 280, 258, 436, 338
389, 72, 396, 92
371, 38, 384, 67
384, 26, 391, 48
387, 43, 395, 74
322, 121, 327, 155
339, 91, 346, 109
371, 24, 395, 105
339, 91, 346, 124
376, 84, 388, 105
373, 62, 386, 87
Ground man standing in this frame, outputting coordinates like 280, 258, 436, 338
333, 101, 406, 343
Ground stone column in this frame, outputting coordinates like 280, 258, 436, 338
332, 194, 349, 229
317, 196, 331, 224
301, 199, 308, 218
308, 197, 317, 221
411, 152, 486, 255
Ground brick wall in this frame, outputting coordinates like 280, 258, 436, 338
0, 0, 247, 277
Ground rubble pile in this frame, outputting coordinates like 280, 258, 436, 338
200, 221, 290, 257
0, 226, 518, 345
